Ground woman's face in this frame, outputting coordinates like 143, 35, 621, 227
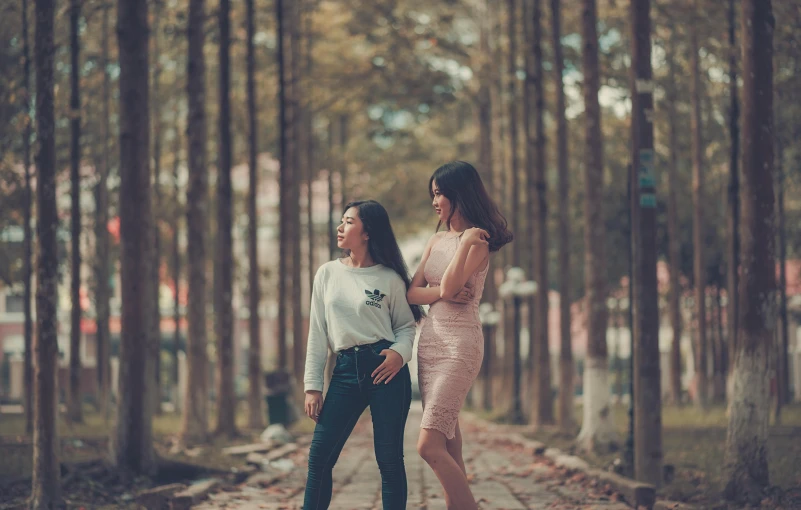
337, 206, 368, 250
431, 180, 453, 223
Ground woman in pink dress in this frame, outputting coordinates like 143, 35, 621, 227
408, 161, 513, 509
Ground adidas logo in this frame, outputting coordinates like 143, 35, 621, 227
365, 289, 386, 309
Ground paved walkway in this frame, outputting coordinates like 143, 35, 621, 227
195, 402, 629, 509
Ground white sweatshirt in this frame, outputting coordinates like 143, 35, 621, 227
303, 259, 417, 393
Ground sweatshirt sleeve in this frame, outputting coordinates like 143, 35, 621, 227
304, 266, 329, 393
387, 275, 417, 365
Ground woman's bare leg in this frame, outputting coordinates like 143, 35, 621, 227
418, 427, 477, 510
445, 420, 466, 475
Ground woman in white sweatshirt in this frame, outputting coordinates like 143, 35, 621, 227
303, 200, 460, 510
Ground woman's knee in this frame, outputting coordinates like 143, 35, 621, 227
417, 439, 444, 463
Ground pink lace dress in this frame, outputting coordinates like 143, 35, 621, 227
417, 234, 489, 439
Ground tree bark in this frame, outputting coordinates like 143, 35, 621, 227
94, 2, 112, 422
68, 0, 83, 425
550, 0, 573, 430
151, 3, 164, 417
629, 0, 662, 486
181, 0, 209, 444
689, 17, 708, 409
726, 0, 740, 379
723, 0, 775, 503
576, 0, 616, 452
276, 0, 289, 370
21, 0, 35, 435
215, 0, 237, 438
170, 105, 182, 410
775, 138, 788, 419
246, 0, 263, 430
304, 0, 316, 306
665, 29, 682, 406
290, 0, 305, 386
30, 0, 63, 505
327, 119, 336, 260
506, 0, 524, 424
530, 0, 552, 427
113, 0, 155, 475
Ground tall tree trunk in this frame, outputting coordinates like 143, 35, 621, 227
775, 138, 788, 419
151, 3, 164, 417
477, 0, 496, 412
113, 0, 155, 474
576, 0, 615, 452
551, 0, 573, 430
506, 0, 524, 424
290, 0, 305, 386
723, 0, 774, 503
726, 0, 740, 385
95, 2, 112, 421
304, 1, 316, 304
276, 0, 289, 371
689, 17, 708, 409
170, 106, 182, 410
21, 0, 35, 435
215, 0, 237, 438
30, 0, 62, 505
327, 119, 336, 260
665, 30, 682, 406
68, 0, 83, 425
630, 0, 662, 486
530, 0, 552, 427
246, 0, 263, 430
181, 0, 209, 444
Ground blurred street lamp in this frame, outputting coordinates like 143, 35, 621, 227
479, 302, 502, 411
499, 267, 537, 424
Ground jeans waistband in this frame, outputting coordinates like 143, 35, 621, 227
339, 339, 391, 355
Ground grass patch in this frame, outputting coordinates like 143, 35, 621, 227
515, 402, 801, 505
0, 401, 312, 482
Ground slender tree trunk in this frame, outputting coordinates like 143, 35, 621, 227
151, 4, 164, 417
629, 0, 662, 486
530, 0, 552, 427
215, 0, 237, 438
21, 0, 35, 435
181, 0, 209, 444
477, 0, 496, 411
506, 0, 524, 424
665, 30, 682, 407
576, 0, 615, 452
30, 0, 62, 505
290, 0, 305, 386
94, 3, 112, 422
723, 0, 774, 503
246, 0, 263, 430
170, 106, 182, 410
276, 0, 289, 371
304, 0, 316, 303
726, 0, 740, 386
113, 0, 155, 474
550, 0, 573, 430
68, 0, 83, 425
775, 138, 788, 418
327, 119, 336, 260
689, 17, 708, 409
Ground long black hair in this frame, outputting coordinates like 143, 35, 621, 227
342, 200, 425, 322
429, 161, 513, 252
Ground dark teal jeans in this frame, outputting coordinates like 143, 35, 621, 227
303, 339, 412, 510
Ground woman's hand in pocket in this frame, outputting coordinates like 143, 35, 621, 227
371, 349, 404, 385
305, 390, 323, 423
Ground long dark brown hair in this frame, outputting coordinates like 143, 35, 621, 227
429, 161, 513, 252
342, 200, 425, 322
